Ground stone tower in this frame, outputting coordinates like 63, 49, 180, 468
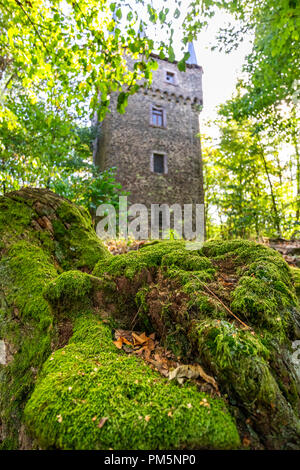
93, 46, 204, 212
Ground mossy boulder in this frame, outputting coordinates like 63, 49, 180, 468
292, 267, 300, 297
0, 188, 109, 448
24, 316, 240, 450
0, 187, 110, 270
91, 239, 300, 449
1, 190, 300, 450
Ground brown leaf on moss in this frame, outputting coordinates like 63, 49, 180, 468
132, 332, 148, 345
112, 329, 181, 385
113, 338, 123, 349
242, 437, 251, 447
98, 417, 108, 429
169, 364, 219, 394
105, 239, 145, 255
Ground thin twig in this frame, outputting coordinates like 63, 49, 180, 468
191, 274, 252, 331
15, 0, 50, 55
131, 305, 142, 330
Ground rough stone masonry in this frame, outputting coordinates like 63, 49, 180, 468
93, 48, 204, 213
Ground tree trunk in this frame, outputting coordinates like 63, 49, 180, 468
260, 149, 282, 237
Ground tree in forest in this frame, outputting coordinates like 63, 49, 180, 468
202, 0, 299, 238
1, 0, 299, 234
0, 0, 196, 206
203, 115, 298, 239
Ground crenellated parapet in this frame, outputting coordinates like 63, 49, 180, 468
141, 86, 203, 108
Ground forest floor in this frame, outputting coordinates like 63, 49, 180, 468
105, 237, 300, 266
1, 189, 300, 450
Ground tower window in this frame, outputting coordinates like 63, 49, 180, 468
151, 153, 167, 174
165, 71, 176, 85
151, 106, 165, 127
154, 154, 164, 173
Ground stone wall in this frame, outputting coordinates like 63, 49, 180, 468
94, 55, 204, 211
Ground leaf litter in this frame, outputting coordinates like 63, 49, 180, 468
113, 329, 220, 396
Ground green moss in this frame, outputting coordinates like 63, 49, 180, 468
0, 197, 34, 248
291, 267, 300, 296
201, 239, 298, 340
0, 242, 58, 446
35, 230, 56, 254
231, 277, 294, 338
231, 259, 297, 339
44, 271, 95, 316
197, 319, 270, 365
93, 240, 187, 279
24, 316, 240, 450
54, 201, 111, 271
161, 250, 214, 272
0, 437, 18, 450
202, 239, 277, 263
0, 190, 110, 272
5, 241, 57, 321
94, 251, 149, 279
135, 287, 153, 330
196, 319, 278, 406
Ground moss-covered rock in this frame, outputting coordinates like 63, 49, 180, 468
24, 316, 240, 450
0, 188, 110, 270
0, 242, 57, 448
92, 239, 300, 449
1, 192, 300, 450
44, 271, 96, 317
0, 189, 110, 448
292, 267, 300, 296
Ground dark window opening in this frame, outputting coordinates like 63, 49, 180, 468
153, 154, 165, 174
166, 71, 175, 84
152, 107, 164, 127
159, 212, 163, 232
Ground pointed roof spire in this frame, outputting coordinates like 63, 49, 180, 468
186, 42, 198, 66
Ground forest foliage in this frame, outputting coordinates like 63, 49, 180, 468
203, 0, 300, 238
0, 0, 299, 233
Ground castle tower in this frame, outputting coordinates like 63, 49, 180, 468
93, 47, 204, 214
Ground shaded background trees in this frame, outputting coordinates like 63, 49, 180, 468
0, 0, 299, 236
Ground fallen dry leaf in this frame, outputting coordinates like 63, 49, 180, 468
169, 364, 219, 393
160, 368, 169, 378
242, 437, 251, 447
121, 337, 133, 346
113, 337, 124, 349
98, 417, 108, 429
111, 330, 220, 398
132, 332, 148, 345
